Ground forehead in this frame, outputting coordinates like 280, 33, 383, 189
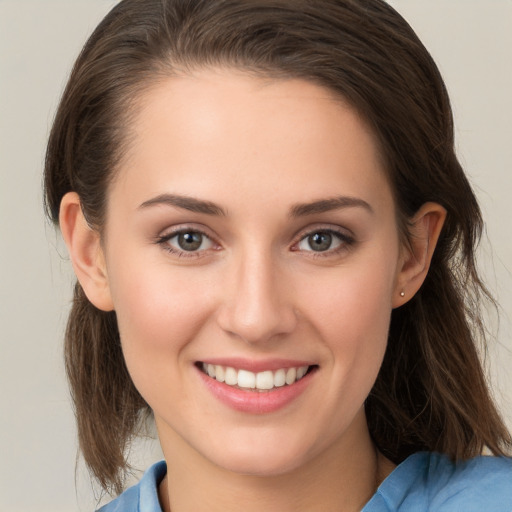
112, 68, 393, 216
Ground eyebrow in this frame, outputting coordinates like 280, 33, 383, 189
138, 193, 373, 217
289, 196, 374, 217
138, 194, 227, 216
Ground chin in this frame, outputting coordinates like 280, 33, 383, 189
203, 435, 315, 477
216, 454, 304, 478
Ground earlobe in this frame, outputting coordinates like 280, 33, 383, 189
59, 192, 114, 312
393, 202, 446, 308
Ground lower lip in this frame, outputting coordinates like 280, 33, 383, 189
197, 367, 314, 414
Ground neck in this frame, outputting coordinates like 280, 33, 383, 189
157, 412, 394, 512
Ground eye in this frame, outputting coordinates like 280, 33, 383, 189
295, 229, 352, 254
173, 231, 209, 251
157, 229, 214, 255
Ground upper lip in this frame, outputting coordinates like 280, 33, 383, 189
197, 357, 316, 373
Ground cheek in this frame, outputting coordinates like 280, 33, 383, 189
105, 252, 215, 386
303, 259, 395, 337
298, 252, 397, 382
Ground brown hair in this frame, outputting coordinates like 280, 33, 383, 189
44, 0, 511, 495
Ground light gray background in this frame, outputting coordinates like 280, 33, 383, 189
1, 1, 511, 511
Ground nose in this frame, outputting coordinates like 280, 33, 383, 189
216, 251, 298, 344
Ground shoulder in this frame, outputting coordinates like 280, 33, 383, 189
366, 452, 512, 512
424, 452, 512, 509
97, 461, 167, 512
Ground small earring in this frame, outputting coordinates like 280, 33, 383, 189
400, 291, 405, 297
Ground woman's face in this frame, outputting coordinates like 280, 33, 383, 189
102, 69, 404, 475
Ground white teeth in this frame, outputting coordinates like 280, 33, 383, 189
237, 369, 256, 389
201, 364, 311, 390
274, 368, 286, 387
297, 366, 307, 379
285, 367, 297, 385
224, 366, 238, 386
256, 370, 274, 390
215, 365, 225, 383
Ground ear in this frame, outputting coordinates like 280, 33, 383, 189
393, 202, 446, 308
59, 192, 114, 311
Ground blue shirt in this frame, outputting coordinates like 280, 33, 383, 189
98, 452, 512, 511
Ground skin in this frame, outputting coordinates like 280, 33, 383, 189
60, 69, 445, 511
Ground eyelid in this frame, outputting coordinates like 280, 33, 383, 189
153, 222, 355, 259
292, 223, 355, 243
156, 222, 219, 242
290, 225, 356, 255
154, 224, 221, 258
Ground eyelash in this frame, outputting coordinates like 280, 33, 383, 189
154, 226, 355, 259
155, 228, 218, 259
292, 228, 355, 258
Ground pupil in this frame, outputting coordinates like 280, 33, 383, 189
309, 232, 332, 251
178, 232, 202, 251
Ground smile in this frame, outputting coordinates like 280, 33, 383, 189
200, 363, 311, 391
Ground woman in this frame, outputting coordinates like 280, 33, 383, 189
44, 0, 512, 510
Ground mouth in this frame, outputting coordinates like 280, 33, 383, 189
198, 362, 317, 392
